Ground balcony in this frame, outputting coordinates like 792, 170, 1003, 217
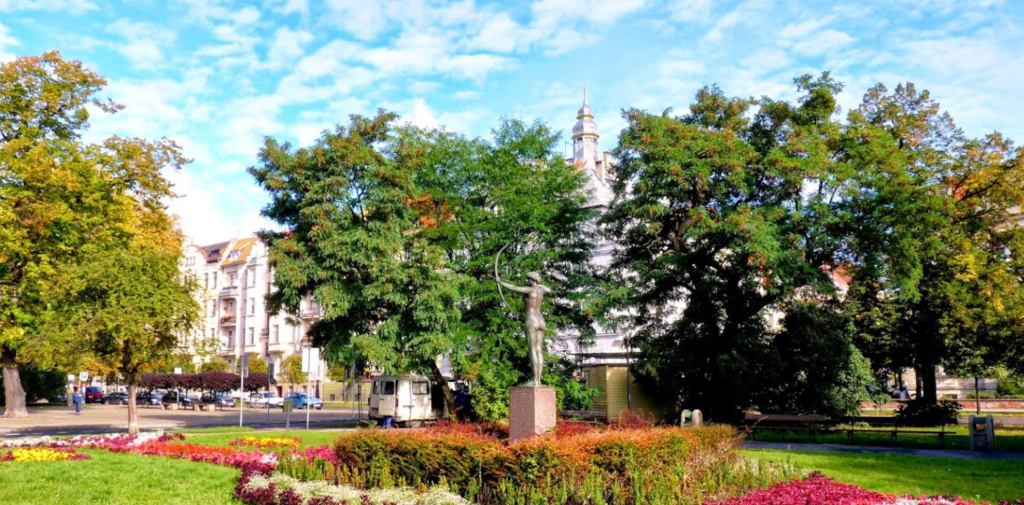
219, 286, 239, 298
220, 315, 236, 326
300, 306, 323, 320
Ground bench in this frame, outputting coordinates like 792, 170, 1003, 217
743, 414, 833, 441
839, 415, 957, 449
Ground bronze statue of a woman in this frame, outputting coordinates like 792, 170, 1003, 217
495, 265, 551, 386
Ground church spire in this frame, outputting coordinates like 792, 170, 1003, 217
572, 87, 599, 170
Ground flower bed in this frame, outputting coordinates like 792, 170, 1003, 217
231, 436, 302, 449
276, 424, 768, 505
236, 469, 471, 505
709, 473, 986, 505
0, 432, 274, 473
1, 447, 90, 462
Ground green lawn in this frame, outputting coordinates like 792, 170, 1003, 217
747, 425, 1024, 451
0, 449, 240, 505
743, 449, 1024, 503
183, 428, 343, 448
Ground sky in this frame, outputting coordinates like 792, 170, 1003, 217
1, 0, 1022, 244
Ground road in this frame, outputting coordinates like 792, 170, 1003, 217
0, 403, 364, 437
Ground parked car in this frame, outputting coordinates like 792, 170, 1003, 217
136, 391, 163, 406
248, 391, 283, 408
84, 386, 105, 404
200, 392, 236, 408
283, 392, 323, 410
162, 391, 197, 409
105, 392, 130, 405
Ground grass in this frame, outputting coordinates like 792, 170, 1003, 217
183, 428, 343, 448
746, 425, 1024, 451
0, 449, 240, 505
743, 449, 1024, 503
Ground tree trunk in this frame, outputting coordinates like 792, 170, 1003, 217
127, 381, 139, 435
430, 360, 456, 418
1, 349, 28, 418
919, 365, 938, 403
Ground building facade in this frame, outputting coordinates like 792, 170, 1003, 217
180, 237, 326, 394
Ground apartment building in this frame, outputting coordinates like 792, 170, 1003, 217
180, 237, 326, 393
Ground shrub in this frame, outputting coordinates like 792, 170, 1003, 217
894, 399, 962, 426
280, 424, 760, 505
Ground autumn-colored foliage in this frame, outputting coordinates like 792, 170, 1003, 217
276, 424, 744, 505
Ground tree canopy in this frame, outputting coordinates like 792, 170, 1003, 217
0, 52, 189, 419
251, 113, 599, 418
602, 74, 1024, 419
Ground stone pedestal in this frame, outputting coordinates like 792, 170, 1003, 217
509, 386, 557, 442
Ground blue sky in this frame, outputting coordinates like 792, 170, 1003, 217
2, 0, 1022, 244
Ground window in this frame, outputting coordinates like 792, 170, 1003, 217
272, 325, 279, 344
229, 273, 237, 286
372, 381, 380, 394
204, 273, 209, 289
248, 269, 256, 286
412, 381, 430, 395
249, 298, 255, 315
382, 381, 395, 395
209, 328, 215, 338
247, 327, 254, 345
228, 250, 240, 260
213, 272, 218, 288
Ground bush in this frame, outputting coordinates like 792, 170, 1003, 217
279, 423, 767, 505
894, 399, 962, 426
996, 377, 1024, 398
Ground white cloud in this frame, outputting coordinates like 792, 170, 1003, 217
453, 89, 481, 100
778, 16, 836, 39
0, 0, 97, 12
323, 0, 387, 40
264, 27, 315, 69
106, 19, 176, 71
532, 0, 648, 26
278, 0, 309, 16
789, 29, 855, 56
664, 0, 715, 24
465, 13, 524, 53
0, 21, 18, 63
702, 0, 772, 43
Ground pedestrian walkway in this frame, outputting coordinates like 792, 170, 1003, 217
742, 441, 1024, 460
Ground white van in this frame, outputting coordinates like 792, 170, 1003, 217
369, 374, 445, 427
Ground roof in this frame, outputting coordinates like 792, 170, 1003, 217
200, 241, 231, 264
221, 237, 257, 266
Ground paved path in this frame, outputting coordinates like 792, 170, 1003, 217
742, 441, 1024, 460
0, 404, 363, 437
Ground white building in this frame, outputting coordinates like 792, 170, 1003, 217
180, 237, 326, 394
556, 90, 630, 366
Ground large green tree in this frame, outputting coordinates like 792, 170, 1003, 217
0, 52, 185, 418
409, 119, 599, 418
251, 113, 599, 418
842, 83, 1024, 402
51, 245, 200, 434
602, 75, 867, 421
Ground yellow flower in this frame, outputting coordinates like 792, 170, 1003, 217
7, 448, 78, 462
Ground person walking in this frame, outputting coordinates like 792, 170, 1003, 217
72, 388, 84, 415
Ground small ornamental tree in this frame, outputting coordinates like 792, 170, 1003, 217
279, 355, 306, 385
200, 358, 230, 373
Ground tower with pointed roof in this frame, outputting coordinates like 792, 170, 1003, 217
568, 88, 614, 208
572, 87, 600, 172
